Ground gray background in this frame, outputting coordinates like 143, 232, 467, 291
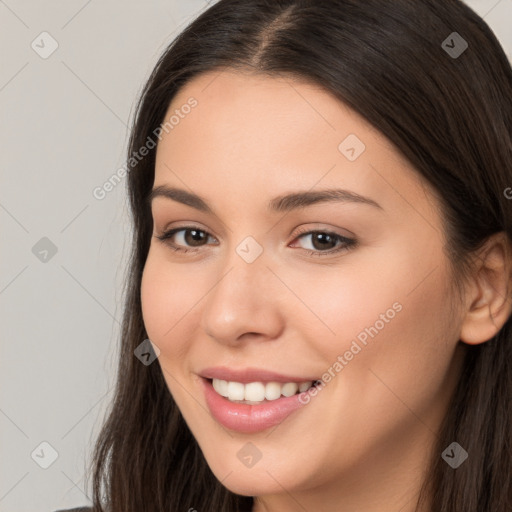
1, 1, 511, 511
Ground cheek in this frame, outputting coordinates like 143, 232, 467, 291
303, 242, 455, 383
140, 259, 168, 340
140, 253, 200, 359
332, 252, 458, 417
284, 258, 402, 358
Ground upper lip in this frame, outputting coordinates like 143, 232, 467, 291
199, 366, 319, 384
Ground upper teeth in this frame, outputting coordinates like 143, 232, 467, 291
212, 378, 313, 403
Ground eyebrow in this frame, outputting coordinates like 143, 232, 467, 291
148, 185, 383, 213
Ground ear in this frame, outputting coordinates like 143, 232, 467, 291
459, 232, 512, 345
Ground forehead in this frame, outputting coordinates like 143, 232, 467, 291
153, 69, 440, 225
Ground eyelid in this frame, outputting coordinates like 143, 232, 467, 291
292, 222, 356, 239
156, 222, 352, 241
159, 221, 218, 240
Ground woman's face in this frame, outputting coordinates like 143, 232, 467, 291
141, 69, 466, 508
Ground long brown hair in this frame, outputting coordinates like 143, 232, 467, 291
87, 1, 512, 510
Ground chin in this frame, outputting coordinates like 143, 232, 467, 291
205, 457, 299, 497
218, 474, 284, 497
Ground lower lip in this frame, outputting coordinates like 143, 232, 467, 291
201, 378, 310, 433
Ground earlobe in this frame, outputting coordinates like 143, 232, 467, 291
459, 232, 512, 345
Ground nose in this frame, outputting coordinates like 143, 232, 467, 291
200, 248, 285, 347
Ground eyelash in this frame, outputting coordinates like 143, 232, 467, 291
155, 225, 357, 257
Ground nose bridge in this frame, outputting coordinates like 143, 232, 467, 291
200, 235, 283, 343
208, 235, 269, 316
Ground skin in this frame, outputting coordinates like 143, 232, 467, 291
140, 69, 512, 512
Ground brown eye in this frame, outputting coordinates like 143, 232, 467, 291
156, 225, 357, 257
180, 228, 209, 247
306, 232, 338, 250
156, 227, 216, 252
290, 229, 357, 257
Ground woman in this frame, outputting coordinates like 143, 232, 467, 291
58, 0, 512, 510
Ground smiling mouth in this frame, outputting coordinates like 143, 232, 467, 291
208, 377, 320, 404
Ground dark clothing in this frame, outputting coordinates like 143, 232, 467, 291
55, 508, 93, 512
